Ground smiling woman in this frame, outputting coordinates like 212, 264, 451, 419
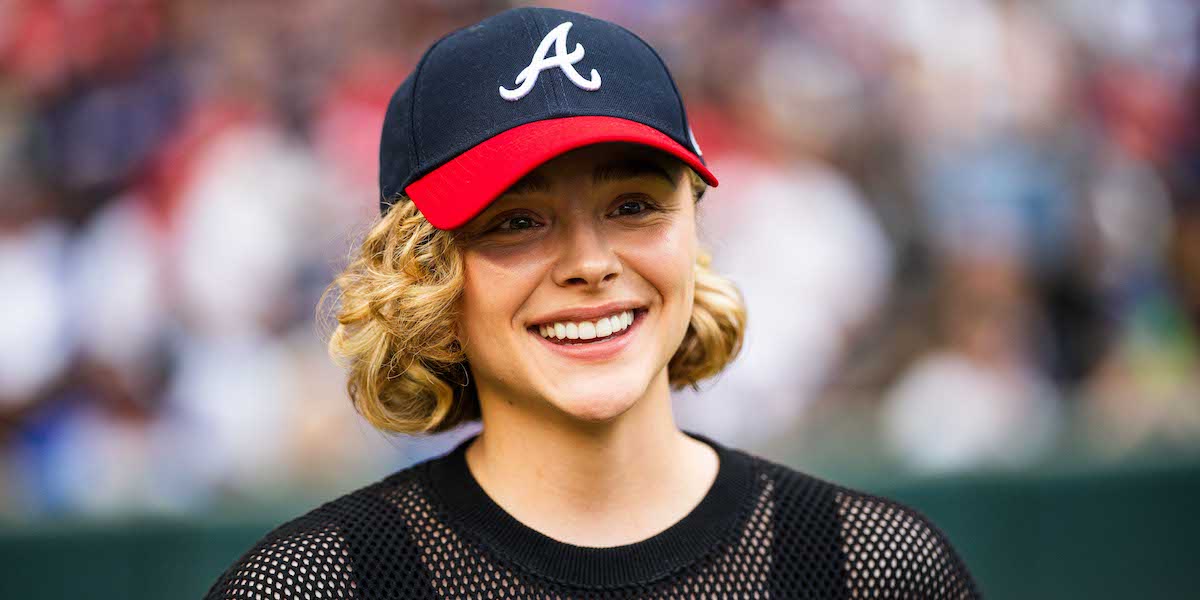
203, 6, 980, 599
322, 144, 739, 436
445, 143, 738, 453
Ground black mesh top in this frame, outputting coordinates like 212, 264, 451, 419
203, 430, 981, 599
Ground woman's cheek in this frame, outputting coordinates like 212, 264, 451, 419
623, 221, 694, 293
460, 255, 517, 348
461, 250, 554, 348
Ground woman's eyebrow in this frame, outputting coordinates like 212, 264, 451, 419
593, 159, 678, 188
504, 172, 552, 196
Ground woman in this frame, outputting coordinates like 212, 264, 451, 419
205, 7, 980, 599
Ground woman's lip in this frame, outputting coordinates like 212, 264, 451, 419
529, 309, 645, 361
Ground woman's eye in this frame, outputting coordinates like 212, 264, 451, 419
613, 198, 656, 216
494, 214, 540, 232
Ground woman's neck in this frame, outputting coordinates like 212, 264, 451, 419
464, 374, 719, 547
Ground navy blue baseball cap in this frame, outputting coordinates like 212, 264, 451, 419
378, 6, 718, 229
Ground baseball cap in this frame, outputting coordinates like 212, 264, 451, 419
378, 6, 718, 230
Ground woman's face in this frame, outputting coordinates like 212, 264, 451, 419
455, 142, 698, 426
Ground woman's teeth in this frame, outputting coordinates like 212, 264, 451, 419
537, 310, 635, 342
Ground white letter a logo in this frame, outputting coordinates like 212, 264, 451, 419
500, 22, 602, 102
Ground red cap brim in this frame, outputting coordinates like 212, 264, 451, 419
404, 115, 718, 230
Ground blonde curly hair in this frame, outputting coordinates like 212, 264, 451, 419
318, 168, 747, 435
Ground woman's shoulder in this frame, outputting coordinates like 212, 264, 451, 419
734, 446, 983, 599
201, 462, 436, 600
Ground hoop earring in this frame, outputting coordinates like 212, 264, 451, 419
457, 362, 471, 388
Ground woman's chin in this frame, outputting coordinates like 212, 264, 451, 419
545, 386, 645, 423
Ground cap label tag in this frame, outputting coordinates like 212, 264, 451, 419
500, 21, 602, 101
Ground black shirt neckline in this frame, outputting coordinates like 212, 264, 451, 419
425, 428, 757, 588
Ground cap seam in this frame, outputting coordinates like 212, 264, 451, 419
516, 10, 556, 116
538, 10, 570, 112
620, 25, 692, 156
408, 34, 452, 186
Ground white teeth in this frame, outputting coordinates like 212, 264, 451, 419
536, 309, 637, 341
579, 321, 596, 339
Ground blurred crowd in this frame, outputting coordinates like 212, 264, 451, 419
1, 0, 1197, 518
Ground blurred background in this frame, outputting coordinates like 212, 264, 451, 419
0, 0, 1197, 597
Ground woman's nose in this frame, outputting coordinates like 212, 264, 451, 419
551, 219, 621, 289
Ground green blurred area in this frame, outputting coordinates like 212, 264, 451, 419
2, 452, 1197, 600
882, 456, 1200, 599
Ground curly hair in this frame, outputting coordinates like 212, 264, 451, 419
318, 168, 747, 435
